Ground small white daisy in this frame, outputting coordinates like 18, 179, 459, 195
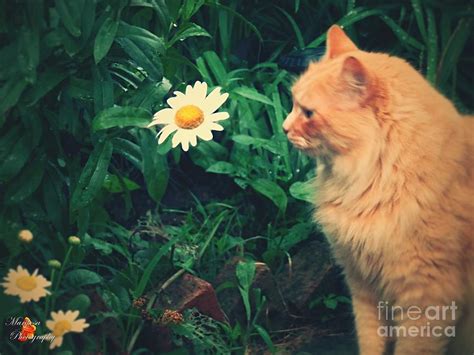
46, 310, 89, 349
2, 265, 51, 303
148, 81, 229, 151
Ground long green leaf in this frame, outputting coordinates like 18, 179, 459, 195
233, 87, 274, 106
115, 37, 163, 80
167, 22, 210, 47
426, 8, 438, 84
411, 0, 427, 42
437, 17, 473, 88
55, 0, 83, 37
139, 130, 169, 203
92, 106, 151, 131
70, 141, 113, 211
4, 153, 46, 204
94, 17, 120, 63
134, 238, 178, 297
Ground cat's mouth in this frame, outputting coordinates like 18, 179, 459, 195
287, 135, 322, 154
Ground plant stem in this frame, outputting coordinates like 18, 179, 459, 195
51, 245, 73, 310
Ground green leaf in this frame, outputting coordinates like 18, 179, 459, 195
0, 135, 32, 182
289, 179, 315, 203
42, 168, 67, 231
117, 21, 165, 55
103, 174, 140, 193
233, 87, 274, 106
236, 260, 256, 290
324, 297, 338, 310
94, 17, 120, 63
70, 141, 113, 211
249, 179, 288, 212
254, 325, 276, 353
426, 8, 438, 84
115, 37, 163, 80
276, 6, 304, 49
55, 0, 83, 37
65, 269, 102, 287
437, 17, 473, 88
4, 154, 46, 204
24, 69, 69, 106
167, 22, 211, 47
379, 14, 424, 50
92, 106, 151, 131
189, 140, 228, 170
112, 137, 143, 170
93, 64, 114, 113
134, 238, 178, 297
202, 51, 227, 85
68, 294, 91, 316
0, 78, 28, 116
179, 0, 205, 21
139, 130, 169, 203
411, 0, 427, 42
232, 135, 280, 154
206, 161, 235, 175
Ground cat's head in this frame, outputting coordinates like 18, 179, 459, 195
283, 25, 386, 158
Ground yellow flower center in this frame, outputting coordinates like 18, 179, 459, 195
16, 276, 37, 291
53, 320, 72, 337
174, 105, 204, 129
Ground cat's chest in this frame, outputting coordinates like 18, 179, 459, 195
315, 193, 395, 282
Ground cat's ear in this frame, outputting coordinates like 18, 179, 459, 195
340, 56, 371, 97
326, 25, 358, 59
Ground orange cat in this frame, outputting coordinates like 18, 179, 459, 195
283, 25, 474, 355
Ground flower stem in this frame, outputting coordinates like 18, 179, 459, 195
51, 245, 73, 310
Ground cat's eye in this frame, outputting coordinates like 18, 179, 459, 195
302, 108, 314, 119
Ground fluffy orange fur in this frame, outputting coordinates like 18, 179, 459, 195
283, 25, 474, 354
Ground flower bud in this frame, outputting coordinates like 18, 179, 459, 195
68, 236, 81, 246
18, 229, 33, 243
48, 259, 62, 269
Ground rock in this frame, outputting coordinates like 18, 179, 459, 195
143, 272, 226, 353
213, 257, 283, 324
155, 272, 226, 322
275, 239, 336, 313
213, 240, 340, 326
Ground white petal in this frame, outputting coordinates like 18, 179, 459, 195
69, 310, 80, 320
181, 137, 189, 151
190, 81, 208, 103
208, 122, 224, 131
167, 91, 186, 108
157, 124, 178, 144
196, 127, 213, 141
203, 88, 229, 114
172, 130, 184, 148
189, 134, 197, 147
148, 108, 174, 127
208, 111, 229, 122
185, 84, 193, 96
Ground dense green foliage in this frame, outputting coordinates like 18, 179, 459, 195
0, 0, 472, 353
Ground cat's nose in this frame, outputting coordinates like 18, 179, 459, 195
282, 117, 291, 134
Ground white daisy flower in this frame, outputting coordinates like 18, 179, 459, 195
2, 265, 51, 303
46, 310, 89, 349
148, 81, 229, 151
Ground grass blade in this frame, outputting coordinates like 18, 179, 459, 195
276, 6, 305, 49
426, 8, 438, 84
411, 0, 427, 42
437, 17, 473, 88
